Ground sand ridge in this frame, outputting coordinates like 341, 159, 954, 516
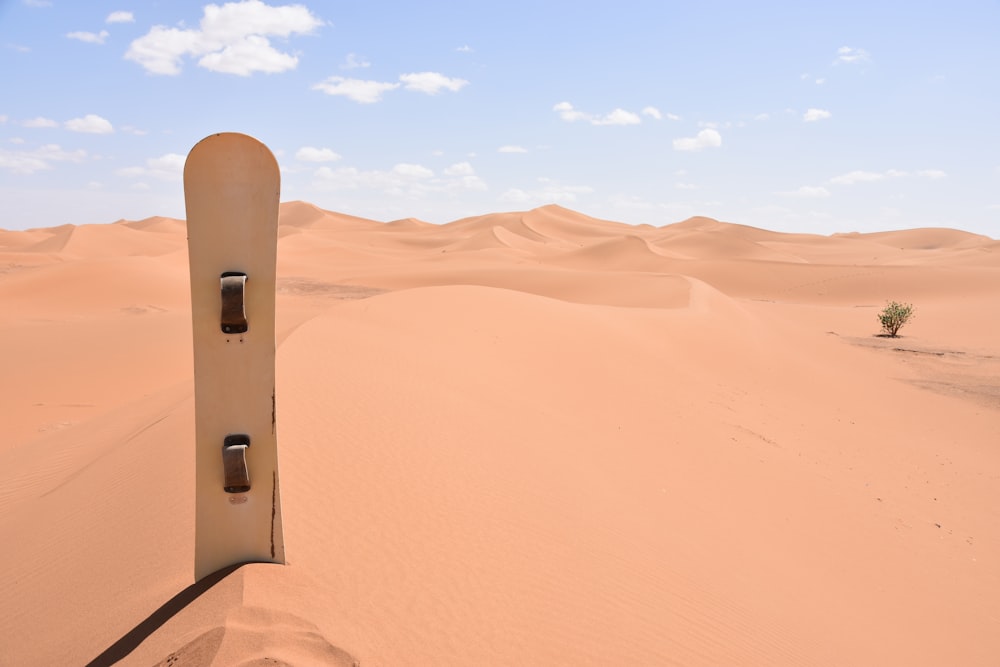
1, 203, 998, 665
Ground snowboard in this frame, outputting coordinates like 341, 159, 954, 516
184, 132, 285, 581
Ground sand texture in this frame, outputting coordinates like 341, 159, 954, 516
1, 203, 998, 666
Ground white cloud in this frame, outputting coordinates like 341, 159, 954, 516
199, 0, 321, 41
672, 128, 722, 151
313, 165, 404, 191
0, 144, 87, 174
593, 108, 641, 126
392, 162, 434, 178
777, 185, 831, 198
198, 34, 298, 75
37, 144, 87, 161
674, 182, 697, 190
106, 11, 135, 23
754, 113, 770, 121
313, 71, 468, 102
500, 177, 593, 205
553, 101, 643, 126
456, 45, 473, 53
67, 30, 110, 44
146, 153, 186, 175
120, 125, 148, 136
829, 170, 885, 185
311, 76, 400, 103
803, 108, 831, 122
125, 0, 323, 76
835, 46, 870, 65
829, 170, 895, 185
23, 116, 58, 128
642, 106, 662, 120
295, 146, 341, 162
312, 160, 485, 196
645, 109, 679, 121
126, 27, 202, 75
399, 71, 468, 94
498, 145, 528, 153
340, 52, 370, 69
443, 161, 486, 190
443, 162, 473, 176
118, 153, 185, 181
828, 169, 943, 185
65, 114, 114, 134
553, 101, 588, 122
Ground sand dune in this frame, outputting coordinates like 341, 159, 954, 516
279, 200, 381, 231
852, 227, 994, 250
22, 221, 179, 258
117, 216, 187, 235
1, 204, 998, 666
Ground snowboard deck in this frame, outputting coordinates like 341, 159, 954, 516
184, 132, 285, 581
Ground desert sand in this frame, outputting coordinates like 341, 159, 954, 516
1, 203, 998, 666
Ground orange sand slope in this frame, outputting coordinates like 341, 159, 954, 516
1, 203, 998, 666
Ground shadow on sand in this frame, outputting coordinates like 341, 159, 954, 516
84, 564, 242, 667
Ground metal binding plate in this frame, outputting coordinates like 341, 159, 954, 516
220, 272, 248, 334
222, 434, 251, 493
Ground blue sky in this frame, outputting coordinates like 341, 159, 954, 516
1, 0, 997, 234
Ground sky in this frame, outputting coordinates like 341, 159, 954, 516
1, 0, 998, 235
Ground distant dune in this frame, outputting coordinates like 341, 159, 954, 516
1, 203, 998, 666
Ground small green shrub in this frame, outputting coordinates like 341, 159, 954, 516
878, 301, 914, 337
